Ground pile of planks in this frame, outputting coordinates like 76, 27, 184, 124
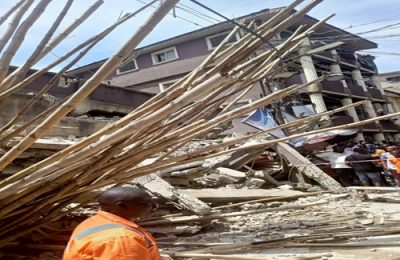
0, 0, 400, 250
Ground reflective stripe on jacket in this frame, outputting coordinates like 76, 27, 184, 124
63, 210, 160, 260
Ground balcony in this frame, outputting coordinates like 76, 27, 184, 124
320, 80, 345, 95
368, 87, 384, 101
358, 116, 380, 131
331, 115, 354, 126
346, 81, 366, 98
380, 120, 399, 132
314, 51, 333, 60
285, 73, 303, 87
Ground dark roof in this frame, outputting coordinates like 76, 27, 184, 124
65, 59, 107, 75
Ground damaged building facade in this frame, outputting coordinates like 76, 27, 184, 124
67, 7, 400, 143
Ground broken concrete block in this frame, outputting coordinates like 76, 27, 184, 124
245, 178, 266, 189
216, 167, 246, 181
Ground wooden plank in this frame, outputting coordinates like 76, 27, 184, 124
272, 143, 342, 190
4, 138, 75, 150
177, 187, 303, 202
134, 174, 211, 215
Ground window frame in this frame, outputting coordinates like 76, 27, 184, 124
221, 98, 252, 109
159, 79, 179, 92
205, 31, 240, 50
116, 58, 139, 75
151, 46, 179, 65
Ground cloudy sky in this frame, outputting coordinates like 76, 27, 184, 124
0, 0, 399, 73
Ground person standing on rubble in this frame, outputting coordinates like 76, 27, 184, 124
345, 147, 382, 187
389, 149, 400, 187
63, 187, 160, 260
380, 146, 399, 180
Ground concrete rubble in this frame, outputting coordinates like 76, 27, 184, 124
0, 0, 399, 258
1, 135, 400, 259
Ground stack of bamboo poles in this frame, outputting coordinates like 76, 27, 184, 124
0, 0, 399, 247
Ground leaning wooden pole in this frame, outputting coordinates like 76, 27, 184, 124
0, 0, 180, 172
0, 0, 26, 27
0, 0, 53, 84
0, 0, 34, 54
0, 0, 75, 91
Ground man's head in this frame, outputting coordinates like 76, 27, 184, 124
98, 187, 153, 220
387, 145, 399, 153
354, 147, 369, 154
392, 149, 400, 158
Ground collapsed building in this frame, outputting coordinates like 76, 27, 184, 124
66, 7, 400, 142
1, 0, 400, 259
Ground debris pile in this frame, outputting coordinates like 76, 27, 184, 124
0, 0, 400, 259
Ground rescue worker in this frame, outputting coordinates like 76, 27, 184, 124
63, 187, 160, 259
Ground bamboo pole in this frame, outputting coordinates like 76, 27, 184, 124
0, 0, 352, 245
0, 0, 157, 101
68, 102, 388, 195
0, 0, 34, 54
0, 0, 180, 172
36, 0, 104, 62
49, 98, 358, 201
0, 29, 110, 136
0, 0, 53, 84
0, 0, 75, 91
0, 0, 27, 27
0, 72, 305, 208
0, 2, 294, 187
0, 98, 67, 145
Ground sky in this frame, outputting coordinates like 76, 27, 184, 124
0, 0, 399, 73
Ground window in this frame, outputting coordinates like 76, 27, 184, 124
151, 47, 179, 65
159, 79, 178, 92
221, 99, 252, 110
280, 30, 292, 40
117, 58, 138, 74
206, 31, 240, 50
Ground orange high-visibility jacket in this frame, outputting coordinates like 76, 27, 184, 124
390, 158, 400, 174
63, 210, 161, 260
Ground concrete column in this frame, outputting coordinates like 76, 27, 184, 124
371, 75, 385, 95
374, 133, 386, 143
352, 69, 377, 118
352, 69, 385, 143
352, 69, 368, 91
299, 39, 328, 117
330, 50, 348, 88
387, 103, 400, 142
341, 98, 364, 142
387, 103, 395, 113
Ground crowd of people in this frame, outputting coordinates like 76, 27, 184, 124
317, 140, 400, 187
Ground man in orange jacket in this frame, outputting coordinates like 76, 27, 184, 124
63, 187, 160, 259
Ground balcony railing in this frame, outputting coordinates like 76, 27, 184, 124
358, 116, 380, 131
315, 51, 333, 60
380, 120, 399, 131
331, 115, 354, 126
346, 81, 366, 98
368, 87, 384, 101
320, 80, 345, 94
285, 73, 303, 87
